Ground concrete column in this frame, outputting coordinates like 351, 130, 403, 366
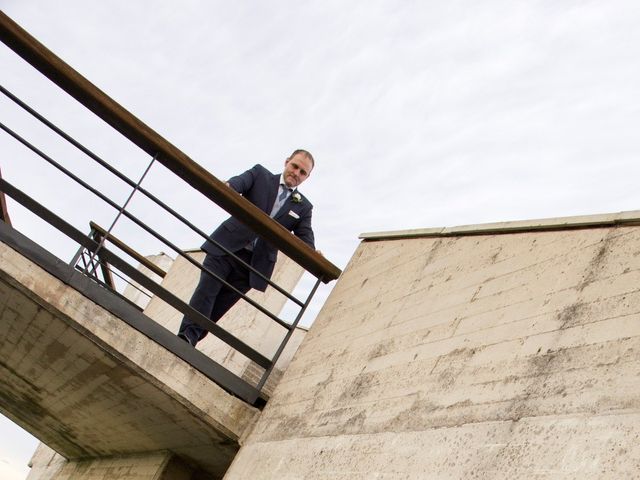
50, 452, 192, 480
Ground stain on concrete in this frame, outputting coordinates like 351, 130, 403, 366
577, 231, 613, 291
506, 351, 559, 422
0, 364, 90, 458
273, 413, 307, 439
43, 339, 71, 365
556, 302, 588, 329
389, 395, 440, 430
470, 286, 483, 303
342, 411, 367, 433
368, 339, 395, 360
338, 372, 376, 402
421, 239, 444, 272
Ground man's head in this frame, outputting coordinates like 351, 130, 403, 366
283, 149, 314, 188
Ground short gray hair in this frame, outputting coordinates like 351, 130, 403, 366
289, 149, 315, 168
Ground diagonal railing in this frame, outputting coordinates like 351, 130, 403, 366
0, 11, 341, 405
0, 10, 340, 282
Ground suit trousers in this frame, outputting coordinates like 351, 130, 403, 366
178, 249, 252, 345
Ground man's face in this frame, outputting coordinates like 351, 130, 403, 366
283, 153, 313, 188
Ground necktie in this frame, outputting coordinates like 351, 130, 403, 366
278, 186, 289, 202
248, 184, 291, 251
270, 184, 290, 217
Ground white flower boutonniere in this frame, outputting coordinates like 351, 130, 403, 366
292, 192, 302, 203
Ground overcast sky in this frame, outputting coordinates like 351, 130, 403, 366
2, 1, 640, 478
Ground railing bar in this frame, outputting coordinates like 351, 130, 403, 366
73, 265, 145, 312
79, 251, 90, 273
70, 229, 92, 267
0, 84, 308, 305
0, 120, 296, 325
91, 222, 166, 278
0, 167, 11, 226
85, 153, 156, 277
110, 270, 153, 299
256, 276, 323, 391
81, 263, 153, 300
82, 251, 100, 280
95, 252, 115, 289
0, 177, 273, 368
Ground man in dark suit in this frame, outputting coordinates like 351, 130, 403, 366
177, 149, 316, 346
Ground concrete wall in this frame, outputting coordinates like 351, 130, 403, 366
49, 451, 191, 480
27, 444, 66, 480
121, 252, 174, 310
224, 221, 640, 479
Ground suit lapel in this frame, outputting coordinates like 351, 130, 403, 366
274, 189, 300, 220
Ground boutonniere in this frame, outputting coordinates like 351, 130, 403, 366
291, 192, 302, 203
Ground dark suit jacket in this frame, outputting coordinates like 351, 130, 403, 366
201, 164, 315, 291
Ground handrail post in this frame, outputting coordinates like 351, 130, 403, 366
70, 225, 96, 267
256, 277, 322, 391
86, 154, 156, 277
0, 167, 11, 226
91, 229, 116, 289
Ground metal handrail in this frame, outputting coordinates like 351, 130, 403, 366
0, 119, 297, 330
0, 10, 341, 283
0, 83, 304, 305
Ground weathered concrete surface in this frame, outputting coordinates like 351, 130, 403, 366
224, 217, 640, 479
121, 252, 174, 310
0, 240, 259, 479
28, 443, 66, 480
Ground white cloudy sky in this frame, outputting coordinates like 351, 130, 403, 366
2, 1, 640, 478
